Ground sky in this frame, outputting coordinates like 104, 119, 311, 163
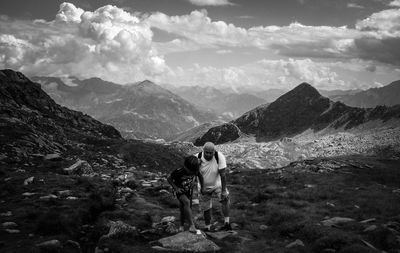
1, 0, 400, 92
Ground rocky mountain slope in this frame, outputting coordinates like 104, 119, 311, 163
169, 85, 267, 119
32, 76, 218, 139
329, 80, 400, 108
0, 70, 122, 162
197, 82, 400, 145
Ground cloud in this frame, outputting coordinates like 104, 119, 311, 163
186, 0, 235, 6
0, 3, 169, 83
163, 58, 351, 91
148, 9, 247, 47
238, 15, 254, 19
216, 49, 232, 54
347, 3, 364, 9
389, 0, 400, 7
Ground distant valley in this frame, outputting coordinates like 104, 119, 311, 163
32, 76, 219, 139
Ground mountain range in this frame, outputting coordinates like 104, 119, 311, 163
168, 85, 267, 119
193, 83, 400, 145
32, 76, 218, 139
328, 80, 400, 108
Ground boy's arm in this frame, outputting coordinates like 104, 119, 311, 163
167, 172, 183, 194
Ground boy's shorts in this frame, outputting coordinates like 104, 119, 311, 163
200, 188, 229, 211
175, 191, 193, 207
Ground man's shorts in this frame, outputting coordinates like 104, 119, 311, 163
200, 188, 229, 211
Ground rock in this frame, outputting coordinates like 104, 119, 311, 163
0, 211, 12, 217
321, 217, 355, 227
154, 231, 221, 252
126, 179, 139, 189
44, 153, 62, 161
205, 230, 238, 240
119, 187, 134, 194
57, 190, 72, 197
39, 194, 58, 200
64, 160, 94, 175
23, 176, 34, 185
2, 222, 18, 228
364, 225, 378, 232
259, 225, 269, 231
36, 240, 61, 251
152, 245, 169, 251
326, 202, 335, 207
286, 239, 305, 248
64, 240, 82, 253
4, 229, 20, 233
22, 192, 36, 196
360, 218, 376, 224
102, 220, 137, 239
161, 216, 176, 224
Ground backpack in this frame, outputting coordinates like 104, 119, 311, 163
198, 151, 219, 164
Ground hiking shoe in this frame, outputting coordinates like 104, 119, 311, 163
220, 222, 233, 231
189, 225, 197, 233
203, 225, 217, 232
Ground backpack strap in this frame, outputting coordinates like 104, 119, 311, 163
197, 151, 219, 164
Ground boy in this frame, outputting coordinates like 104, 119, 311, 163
167, 155, 201, 233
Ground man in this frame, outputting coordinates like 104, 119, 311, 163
197, 142, 232, 231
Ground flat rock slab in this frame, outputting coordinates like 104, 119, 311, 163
321, 217, 355, 227
154, 231, 221, 252
205, 231, 238, 240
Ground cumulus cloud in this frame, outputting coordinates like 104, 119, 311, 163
1, 1, 400, 90
0, 2, 169, 83
389, 0, 400, 7
186, 0, 235, 6
148, 9, 247, 47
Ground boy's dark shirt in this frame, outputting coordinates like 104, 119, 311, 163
170, 167, 196, 195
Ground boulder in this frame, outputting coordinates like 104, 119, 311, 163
154, 231, 221, 252
286, 239, 305, 248
64, 160, 94, 175
44, 153, 62, 161
205, 230, 238, 240
102, 220, 137, 239
321, 217, 355, 227
36, 240, 62, 252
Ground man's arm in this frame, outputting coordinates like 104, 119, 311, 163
218, 168, 227, 194
197, 172, 205, 194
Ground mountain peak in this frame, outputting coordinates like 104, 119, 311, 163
292, 82, 321, 96
275, 82, 322, 103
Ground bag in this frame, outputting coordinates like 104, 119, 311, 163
197, 151, 219, 164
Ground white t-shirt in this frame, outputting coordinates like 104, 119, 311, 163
196, 151, 227, 191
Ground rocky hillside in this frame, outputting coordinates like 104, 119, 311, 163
169, 85, 267, 120
329, 80, 400, 108
0, 70, 123, 163
32, 76, 218, 139
166, 120, 226, 143
197, 82, 400, 144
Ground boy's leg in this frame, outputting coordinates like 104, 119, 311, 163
178, 194, 195, 230
200, 192, 213, 230
179, 199, 185, 227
